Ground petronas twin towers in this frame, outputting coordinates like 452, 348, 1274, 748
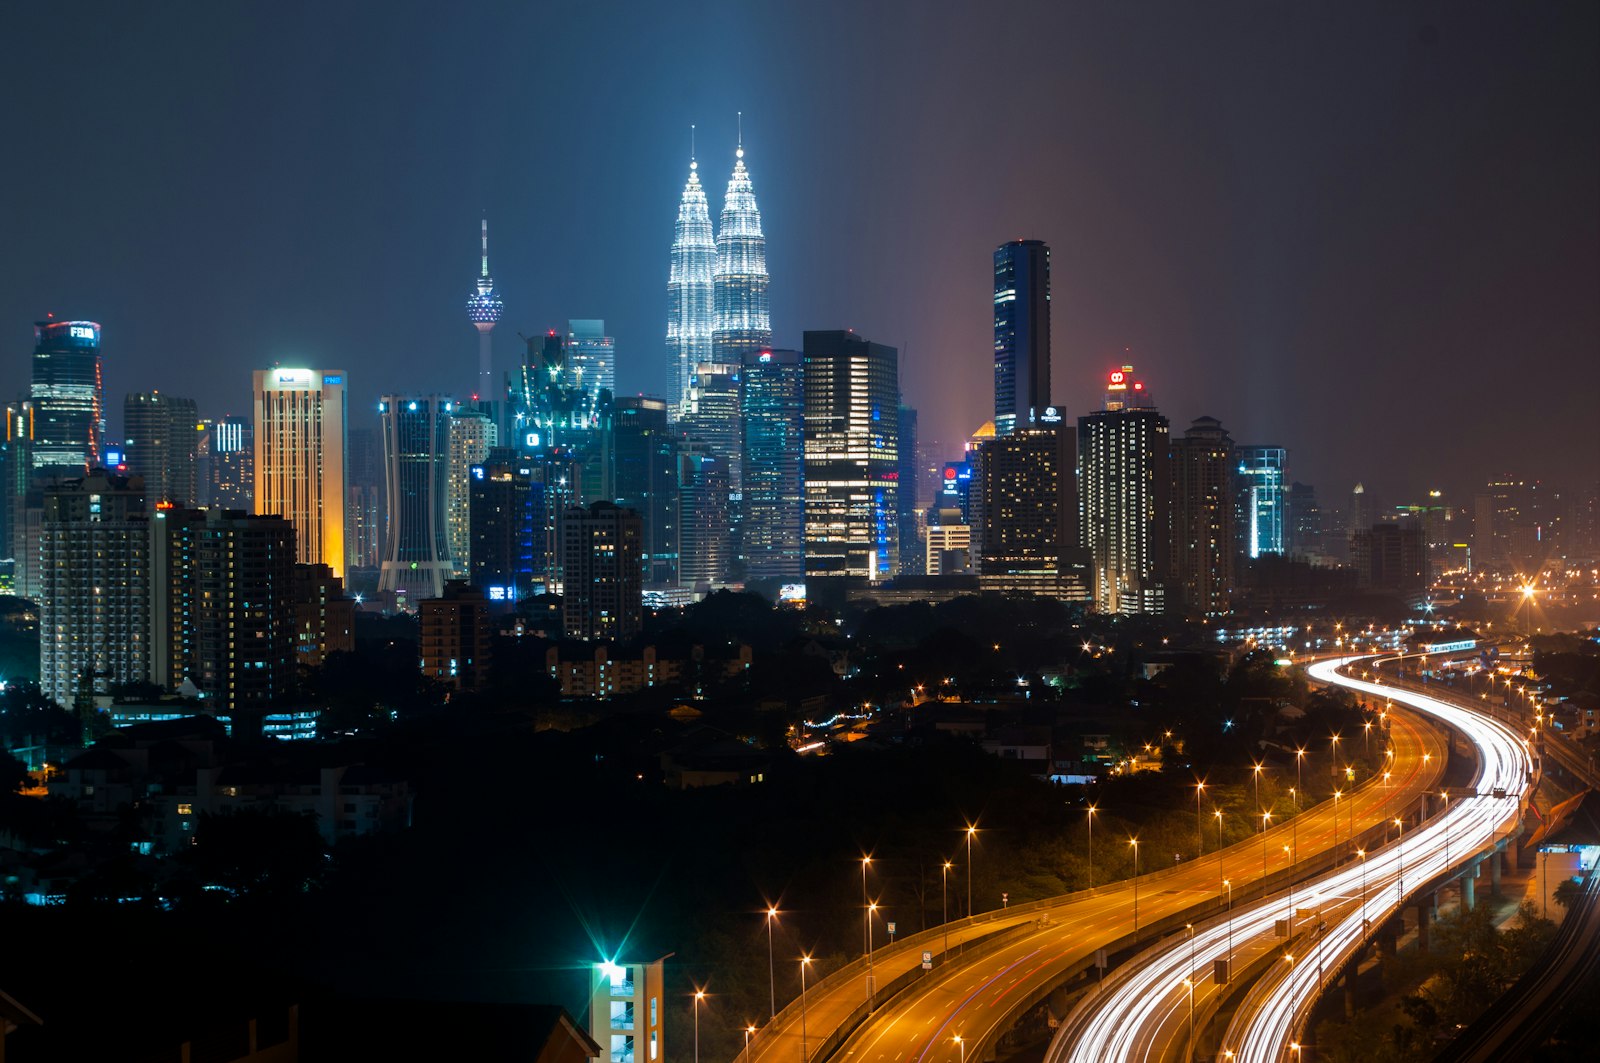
666, 123, 771, 418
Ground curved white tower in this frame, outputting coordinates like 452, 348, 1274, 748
712, 116, 771, 365
667, 131, 715, 419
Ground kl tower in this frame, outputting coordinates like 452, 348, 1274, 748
465, 216, 504, 402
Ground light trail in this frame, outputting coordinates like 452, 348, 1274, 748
1051, 655, 1532, 1063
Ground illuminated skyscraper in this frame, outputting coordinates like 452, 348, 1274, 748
803, 331, 900, 583
667, 141, 715, 418
345, 425, 382, 572
566, 319, 616, 396
561, 501, 643, 641
445, 408, 496, 577
615, 397, 680, 587
712, 125, 771, 367
31, 318, 105, 477
252, 368, 348, 577
975, 419, 1086, 598
378, 396, 455, 604
1169, 416, 1235, 615
200, 416, 252, 510
741, 349, 804, 582
465, 217, 504, 401
1234, 444, 1287, 560
1078, 366, 1170, 615
993, 240, 1051, 438
123, 391, 199, 505
677, 440, 730, 590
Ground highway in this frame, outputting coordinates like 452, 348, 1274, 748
1045, 655, 1533, 1063
739, 670, 1447, 1063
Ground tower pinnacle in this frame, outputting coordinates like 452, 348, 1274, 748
466, 216, 504, 399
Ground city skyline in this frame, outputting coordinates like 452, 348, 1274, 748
3, 3, 1594, 507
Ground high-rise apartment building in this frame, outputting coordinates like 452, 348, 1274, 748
465, 217, 504, 401
291, 562, 355, 669
151, 507, 297, 716
614, 397, 681, 587
926, 509, 972, 575
31, 318, 105, 477
420, 580, 493, 691
39, 470, 150, 710
566, 319, 616, 396
445, 408, 496, 577
377, 396, 455, 604
1286, 482, 1323, 559
740, 349, 804, 583
711, 135, 771, 368
683, 361, 743, 496
1078, 366, 1170, 615
677, 442, 730, 590
993, 240, 1051, 438
124, 391, 199, 505
802, 331, 900, 583
1, 402, 34, 586
252, 368, 348, 577
560, 502, 643, 642
667, 150, 716, 417
897, 405, 922, 576
1235, 445, 1287, 560
975, 421, 1084, 597
1169, 416, 1235, 615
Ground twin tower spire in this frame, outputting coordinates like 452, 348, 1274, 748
667, 116, 770, 416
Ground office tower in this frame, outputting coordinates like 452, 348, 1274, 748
377, 396, 455, 604
1234, 445, 1287, 560
712, 132, 772, 367
291, 563, 355, 669
614, 397, 681, 587
683, 361, 743, 495
926, 509, 972, 575
30, 318, 105, 477
1, 402, 33, 588
1349, 483, 1371, 538
936, 459, 976, 526
667, 147, 715, 417
201, 416, 253, 510
123, 391, 199, 505
1169, 416, 1236, 615
1394, 490, 1452, 580
1350, 521, 1427, 598
896, 405, 922, 576
740, 349, 804, 583
420, 581, 493, 691
1473, 476, 1546, 571
1286, 482, 1323, 558
560, 502, 643, 641
446, 408, 497, 577
151, 507, 296, 716
39, 470, 150, 711
469, 447, 542, 601
677, 441, 730, 589
1078, 366, 1170, 615
511, 331, 615, 505
253, 368, 348, 577
975, 421, 1084, 597
802, 331, 900, 582
465, 217, 504, 401
567, 319, 616, 396
993, 240, 1051, 438
345, 425, 383, 572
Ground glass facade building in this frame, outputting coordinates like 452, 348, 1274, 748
741, 348, 805, 582
993, 240, 1051, 438
1169, 416, 1236, 615
711, 142, 771, 366
666, 156, 715, 418
378, 396, 455, 603
124, 391, 199, 505
1235, 444, 1288, 559
31, 318, 105, 477
566, 319, 616, 396
1078, 367, 1170, 615
252, 368, 348, 577
614, 397, 680, 588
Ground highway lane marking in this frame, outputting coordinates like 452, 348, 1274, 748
914, 950, 1043, 1063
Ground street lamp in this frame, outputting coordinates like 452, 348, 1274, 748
1223, 878, 1233, 966
694, 988, 706, 1063
1357, 849, 1368, 924
1251, 761, 1264, 813
1214, 809, 1225, 897
860, 856, 872, 958
1395, 817, 1405, 889
953, 1036, 965, 1063
1332, 790, 1342, 856
765, 906, 779, 1019
965, 823, 978, 919
1130, 838, 1141, 940
745, 1025, 756, 1054
941, 861, 952, 957
800, 955, 813, 1062
1260, 811, 1272, 879
1289, 788, 1297, 866
1086, 805, 1097, 890
1194, 782, 1206, 859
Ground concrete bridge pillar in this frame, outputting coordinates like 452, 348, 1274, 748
1491, 848, 1503, 895
1462, 864, 1477, 910
1343, 968, 1356, 1018
1416, 900, 1431, 953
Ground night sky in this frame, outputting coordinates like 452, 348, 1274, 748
5, 1, 1596, 507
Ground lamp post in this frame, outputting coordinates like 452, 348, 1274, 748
694, 989, 705, 1063
1224, 879, 1233, 966
1261, 811, 1272, 879
1289, 788, 1297, 867
860, 857, 872, 958
1332, 790, 1342, 857
941, 861, 952, 958
1357, 849, 1368, 928
766, 906, 779, 1020
1194, 782, 1206, 860
1295, 747, 1306, 815
1086, 805, 1097, 890
1214, 810, 1225, 897
1185, 923, 1197, 1063
1394, 817, 1405, 891
745, 1025, 756, 1054
953, 1036, 964, 1063
1252, 762, 1264, 814
800, 955, 813, 1062
966, 824, 977, 919
1130, 838, 1141, 940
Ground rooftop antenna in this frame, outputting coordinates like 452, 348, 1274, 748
690, 123, 696, 168
737, 111, 744, 158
